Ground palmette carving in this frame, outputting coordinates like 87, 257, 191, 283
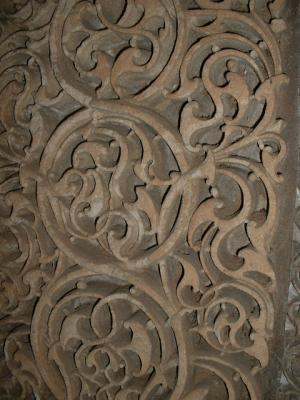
0, 0, 292, 399
31, 264, 178, 400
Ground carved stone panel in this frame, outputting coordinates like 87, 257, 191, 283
0, 1, 297, 399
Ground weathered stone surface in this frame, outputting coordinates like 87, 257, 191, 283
280, 4, 300, 398
0, 1, 297, 399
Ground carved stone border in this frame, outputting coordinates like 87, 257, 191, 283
279, 3, 300, 398
0, 1, 297, 399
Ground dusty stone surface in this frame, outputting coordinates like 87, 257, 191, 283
0, 1, 297, 399
279, 4, 300, 399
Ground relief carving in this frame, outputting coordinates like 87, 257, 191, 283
0, 1, 294, 399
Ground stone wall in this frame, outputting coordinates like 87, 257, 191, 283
0, 1, 298, 399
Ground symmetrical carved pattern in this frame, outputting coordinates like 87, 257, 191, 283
0, 1, 293, 399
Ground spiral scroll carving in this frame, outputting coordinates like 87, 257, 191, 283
0, 0, 293, 399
